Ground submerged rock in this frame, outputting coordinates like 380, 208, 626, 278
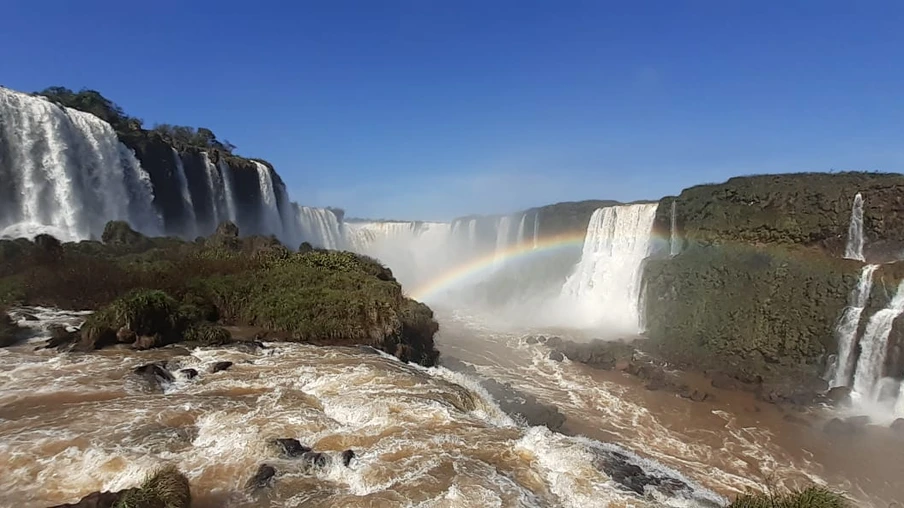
272, 438, 311, 458
179, 368, 198, 379
44, 324, 79, 350
301, 451, 330, 470
890, 418, 904, 435
133, 362, 175, 391
592, 449, 688, 497
246, 464, 276, 491
341, 449, 355, 467
210, 361, 233, 373
824, 417, 860, 436
548, 351, 564, 362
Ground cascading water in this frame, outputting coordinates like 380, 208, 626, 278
0, 87, 160, 241
493, 216, 513, 268
669, 200, 681, 257
201, 152, 225, 229
294, 206, 344, 249
532, 210, 539, 249
558, 203, 659, 332
217, 160, 238, 223
516, 214, 528, 246
844, 193, 866, 261
345, 221, 453, 287
851, 279, 904, 400
170, 148, 198, 238
831, 264, 879, 388
253, 162, 283, 238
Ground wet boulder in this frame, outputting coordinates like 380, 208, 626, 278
548, 351, 564, 362
245, 464, 276, 491
826, 386, 852, 406
133, 334, 163, 351
133, 362, 175, 391
341, 449, 355, 467
301, 451, 330, 471
592, 449, 689, 497
479, 378, 566, 431
209, 361, 233, 373
824, 417, 860, 436
116, 326, 137, 344
272, 438, 311, 458
44, 324, 79, 350
551, 339, 636, 371
179, 368, 198, 380
890, 418, 904, 435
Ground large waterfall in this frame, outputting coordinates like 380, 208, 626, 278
0, 87, 160, 241
558, 203, 659, 332
852, 279, 904, 401
831, 264, 879, 388
844, 192, 865, 261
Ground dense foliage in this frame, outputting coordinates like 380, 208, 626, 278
36, 87, 236, 154
728, 486, 849, 508
0, 222, 439, 364
115, 465, 191, 508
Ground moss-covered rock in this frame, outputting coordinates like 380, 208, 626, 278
728, 485, 849, 508
114, 465, 191, 508
80, 290, 188, 350
643, 244, 862, 382
655, 172, 904, 261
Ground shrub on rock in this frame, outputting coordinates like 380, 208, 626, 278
183, 322, 232, 346
728, 485, 849, 507
101, 220, 149, 248
115, 464, 191, 508
80, 290, 188, 350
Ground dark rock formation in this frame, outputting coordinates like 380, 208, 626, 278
548, 350, 564, 362
826, 386, 852, 406
245, 464, 276, 491
890, 418, 904, 435
116, 326, 136, 344
546, 337, 635, 370
43, 325, 79, 350
341, 449, 355, 467
133, 362, 175, 391
272, 438, 311, 458
179, 368, 198, 379
301, 451, 330, 470
209, 361, 233, 373
591, 448, 688, 497
653, 172, 904, 259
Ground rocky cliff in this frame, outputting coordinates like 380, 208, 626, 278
644, 172, 904, 391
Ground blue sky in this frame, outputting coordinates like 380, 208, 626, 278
3, 1, 903, 220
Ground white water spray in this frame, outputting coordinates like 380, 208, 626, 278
559, 203, 659, 332
852, 279, 904, 399
253, 162, 283, 238
844, 193, 865, 261
831, 264, 879, 388
669, 200, 680, 257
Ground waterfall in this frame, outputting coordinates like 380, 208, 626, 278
170, 148, 197, 238
253, 162, 283, 238
852, 279, 904, 399
0, 87, 160, 241
201, 152, 225, 230
344, 221, 452, 287
516, 213, 528, 245
493, 216, 513, 268
559, 203, 659, 332
295, 206, 343, 249
218, 160, 238, 223
831, 264, 879, 388
468, 219, 477, 249
532, 210, 539, 249
669, 200, 681, 257
844, 192, 866, 261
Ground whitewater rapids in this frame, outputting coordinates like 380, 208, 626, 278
1, 309, 725, 508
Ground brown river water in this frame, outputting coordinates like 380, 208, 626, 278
1, 307, 902, 507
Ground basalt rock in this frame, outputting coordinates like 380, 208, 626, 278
825, 386, 852, 406
272, 438, 311, 458
210, 361, 233, 373
547, 338, 636, 370
591, 449, 689, 497
245, 464, 276, 491
179, 368, 198, 379
341, 449, 355, 467
134, 362, 175, 391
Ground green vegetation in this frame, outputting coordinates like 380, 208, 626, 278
657, 172, 904, 257
643, 244, 861, 383
728, 486, 849, 508
0, 221, 439, 364
115, 465, 191, 508
37, 87, 236, 154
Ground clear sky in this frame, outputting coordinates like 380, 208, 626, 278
3, 1, 903, 221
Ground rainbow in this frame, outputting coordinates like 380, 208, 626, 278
409, 232, 590, 301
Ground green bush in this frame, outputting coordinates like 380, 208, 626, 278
183, 322, 232, 346
81, 290, 187, 349
729, 486, 849, 508
115, 464, 191, 508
